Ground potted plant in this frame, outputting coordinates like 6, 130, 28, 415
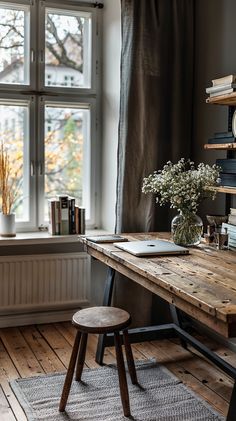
142, 158, 221, 246
0, 143, 17, 237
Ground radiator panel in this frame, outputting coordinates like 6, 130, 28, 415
0, 253, 90, 313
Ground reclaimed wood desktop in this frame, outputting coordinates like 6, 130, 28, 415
82, 232, 236, 420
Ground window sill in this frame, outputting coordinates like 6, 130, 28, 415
0, 229, 109, 247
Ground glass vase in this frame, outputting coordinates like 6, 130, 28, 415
171, 212, 203, 246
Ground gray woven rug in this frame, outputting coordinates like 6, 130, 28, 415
10, 360, 225, 421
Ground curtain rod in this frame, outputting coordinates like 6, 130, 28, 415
94, 2, 103, 8
78, 2, 104, 8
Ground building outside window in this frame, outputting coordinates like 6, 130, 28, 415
0, 0, 100, 230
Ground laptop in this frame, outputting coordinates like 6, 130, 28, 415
114, 239, 189, 256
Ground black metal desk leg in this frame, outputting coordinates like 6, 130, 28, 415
227, 382, 236, 421
95, 267, 116, 365
169, 304, 187, 349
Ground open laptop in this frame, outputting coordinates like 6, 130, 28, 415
114, 239, 189, 256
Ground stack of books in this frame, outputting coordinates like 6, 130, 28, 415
206, 74, 236, 98
216, 158, 236, 187
48, 195, 85, 236
222, 208, 236, 249
208, 131, 235, 144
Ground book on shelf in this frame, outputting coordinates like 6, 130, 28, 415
79, 208, 86, 235
206, 83, 236, 94
216, 159, 236, 173
208, 136, 235, 144
48, 198, 60, 235
230, 208, 236, 216
212, 74, 236, 86
68, 197, 76, 235
75, 205, 79, 234
222, 222, 236, 234
214, 131, 233, 139
57, 195, 69, 235
228, 214, 236, 226
209, 88, 236, 98
48, 199, 56, 235
219, 173, 236, 187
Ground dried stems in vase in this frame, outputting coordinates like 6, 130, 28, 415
0, 143, 15, 215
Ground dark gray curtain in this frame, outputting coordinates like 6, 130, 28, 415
113, 0, 195, 327
116, 0, 195, 233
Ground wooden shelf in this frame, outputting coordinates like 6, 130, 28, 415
208, 186, 236, 194
206, 92, 236, 105
204, 143, 236, 150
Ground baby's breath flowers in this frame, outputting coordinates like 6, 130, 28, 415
142, 158, 220, 214
142, 159, 221, 245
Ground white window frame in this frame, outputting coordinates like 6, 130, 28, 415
0, 0, 101, 231
38, 95, 98, 228
38, 1, 97, 95
0, 0, 36, 92
0, 93, 37, 230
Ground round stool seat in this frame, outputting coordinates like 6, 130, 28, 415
72, 306, 131, 333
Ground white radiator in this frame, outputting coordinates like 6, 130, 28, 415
0, 252, 90, 324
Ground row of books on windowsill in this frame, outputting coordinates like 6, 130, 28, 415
206, 74, 236, 98
48, 195, 85, 236
222, 208, 236, 250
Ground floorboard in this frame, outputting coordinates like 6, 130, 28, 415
0, 322, 234, 419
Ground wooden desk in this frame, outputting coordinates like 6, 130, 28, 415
82, 232, 236, 421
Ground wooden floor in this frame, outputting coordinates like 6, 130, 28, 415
0, 322, 234, 420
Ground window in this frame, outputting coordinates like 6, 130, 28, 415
0, 0, 100, 230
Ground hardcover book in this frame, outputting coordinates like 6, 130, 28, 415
79, 208, 86, 235
48, 199, 56, 235
208, 136, 235, 144
209, 88, 236, 97
216, 159, 236, 173
57, 195, 69, 235
219, 173, 236, 187
212, 74, 236, 86
206, 83, 236, 94
69, 197, 76, 234
214, 131, 233, 139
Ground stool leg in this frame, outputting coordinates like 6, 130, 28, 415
59, 331, 81, 412
75, 332, 88, 381
123, 329, 137, 385
114, 331, 131, 417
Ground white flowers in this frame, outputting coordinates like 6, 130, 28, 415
142, 158, 220, 214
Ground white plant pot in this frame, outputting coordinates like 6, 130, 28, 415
0, 213, 16, 237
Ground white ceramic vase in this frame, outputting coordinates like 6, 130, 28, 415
0, 213, 16, 237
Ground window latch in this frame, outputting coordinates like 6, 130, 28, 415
30, 161, 36, 176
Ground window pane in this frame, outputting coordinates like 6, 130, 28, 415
0, 4, 30, 85
45, 9, 91, 88
44, 104, 90, 219
0, 102, 29, 221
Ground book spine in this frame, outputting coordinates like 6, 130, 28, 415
79, 208, 85, 234
48, 200, 56, 235
208, 137, 235, 144
75, 205, 79, 234
219, 173, 236, 187
214, 131, 233, 139
216, 159, 236, 173
55, 200, 60, 235
228, 215, 236, 225
212, 75, 236, 86
69, 198, 76, 234
206, 83, 236, 93
59, 196, 69, 235
209, 88, 234, 97
222, 222, 236, 233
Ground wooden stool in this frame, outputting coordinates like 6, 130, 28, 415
59, 306, 137, 417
